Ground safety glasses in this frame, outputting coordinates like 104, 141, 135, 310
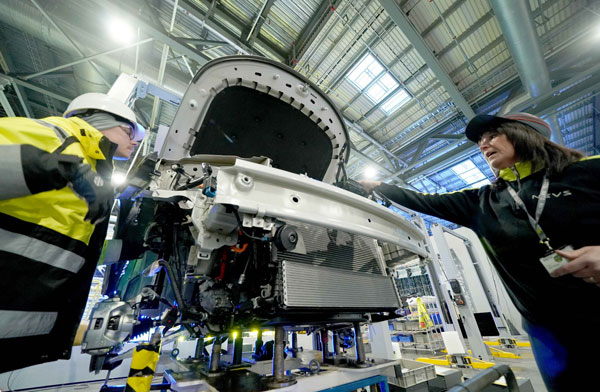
119, 124, 136, 140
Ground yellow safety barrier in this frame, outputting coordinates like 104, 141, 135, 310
416, 354, 495, 369
484, 338, 531, 348
469, 357, 495, 369
489, 347, 521, 359
462, 347, 522, 360
416, 355, 452, 366
484, 341, 500, 346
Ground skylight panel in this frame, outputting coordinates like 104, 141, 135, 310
380, 73, 397, 87
471, 179, 491, 188
347, 53, 407, 110
451, 159, 490, 187
348, 53, 384, 89
367, 59, 384, 76
366, 84, 386, 102
366, 72, 399, 103
382, 89, 411, 114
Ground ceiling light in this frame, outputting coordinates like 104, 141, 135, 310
364, 166, 378, 179
107, 18, 135, 44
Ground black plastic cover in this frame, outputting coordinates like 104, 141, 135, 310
190, 86, 334, 181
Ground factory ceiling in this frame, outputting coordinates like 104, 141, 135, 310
0, 0, 599, 210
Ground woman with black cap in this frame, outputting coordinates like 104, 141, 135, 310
360, 112, 600, 391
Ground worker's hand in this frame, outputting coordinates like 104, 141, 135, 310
358, 180, 382, 194
70, 164, 114, 224
550, 246, 600, 287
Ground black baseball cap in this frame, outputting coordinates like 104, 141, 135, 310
465, 112, 552, 143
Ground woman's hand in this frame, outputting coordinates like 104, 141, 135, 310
358, 180, 381, 194
550, 246, 600, 287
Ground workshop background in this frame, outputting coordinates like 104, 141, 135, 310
0, 0, 599, 226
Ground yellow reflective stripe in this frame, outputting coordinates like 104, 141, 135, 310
580, 155, 600, 161
33, 119, 68, 140
0, 227, 85, 273
0, 310, 57, 338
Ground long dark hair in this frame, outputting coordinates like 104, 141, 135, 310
496, 122, 584, 176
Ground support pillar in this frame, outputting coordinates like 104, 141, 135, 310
263, 326, 296, 388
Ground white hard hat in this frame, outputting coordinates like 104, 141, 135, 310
64, 92, 145, 141
64, 93, 137, 123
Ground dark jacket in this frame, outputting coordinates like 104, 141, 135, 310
376, 158, 600, 325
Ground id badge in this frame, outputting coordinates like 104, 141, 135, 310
539, 245, 574, 274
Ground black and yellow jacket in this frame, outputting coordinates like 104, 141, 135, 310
376, 158, 600, 326
0, 116, 115, 372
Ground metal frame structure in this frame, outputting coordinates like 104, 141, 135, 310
0, 0, 599, 200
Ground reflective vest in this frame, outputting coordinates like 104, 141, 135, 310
0, 116, 112, 368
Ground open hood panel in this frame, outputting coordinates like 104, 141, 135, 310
160, 56, 350, 183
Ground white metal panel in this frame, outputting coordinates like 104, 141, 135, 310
215, 159, 428, 253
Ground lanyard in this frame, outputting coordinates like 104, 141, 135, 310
505, 176, 552, 250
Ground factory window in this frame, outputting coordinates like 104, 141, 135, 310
382, 89, 411, 114
347, 53, 405, 111
366, 73, 398, 103
409, 177, 447, 193
347, 53, 384, 89
451, 159, 490, 188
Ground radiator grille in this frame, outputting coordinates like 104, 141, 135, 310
282, 260, 401, 309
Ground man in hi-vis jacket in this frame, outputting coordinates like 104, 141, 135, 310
0, 93, 144, 372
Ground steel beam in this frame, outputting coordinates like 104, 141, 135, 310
594, 96, 600, 152
345, 120, 408, 167
379, 0, 475, 119
371, 80, 443, 131
291, 0, 338, 67
431, 134, 463, 140
180, 0, 285, 60
449, 36, 504, 80
247, 0, 275, 46
403, 141, 476, 183
23, 39, 154, 80
394, 63, 600, 183
176, 38, 227, 47
96, 0, 211, 66
329, 0, 468, 93
0, 86, 16, 116
30, 0, 111, 88
409, 140, 429, 165
0, 44, 33, 117
0, 73, 71, 104
389, 115, 462, 153
421, 0, 466, 36
202, 0, 218, 38
517, 63, 600, 115
434, 10, 494, 60
147, 0, 178, 155
305, 9, 364, 81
